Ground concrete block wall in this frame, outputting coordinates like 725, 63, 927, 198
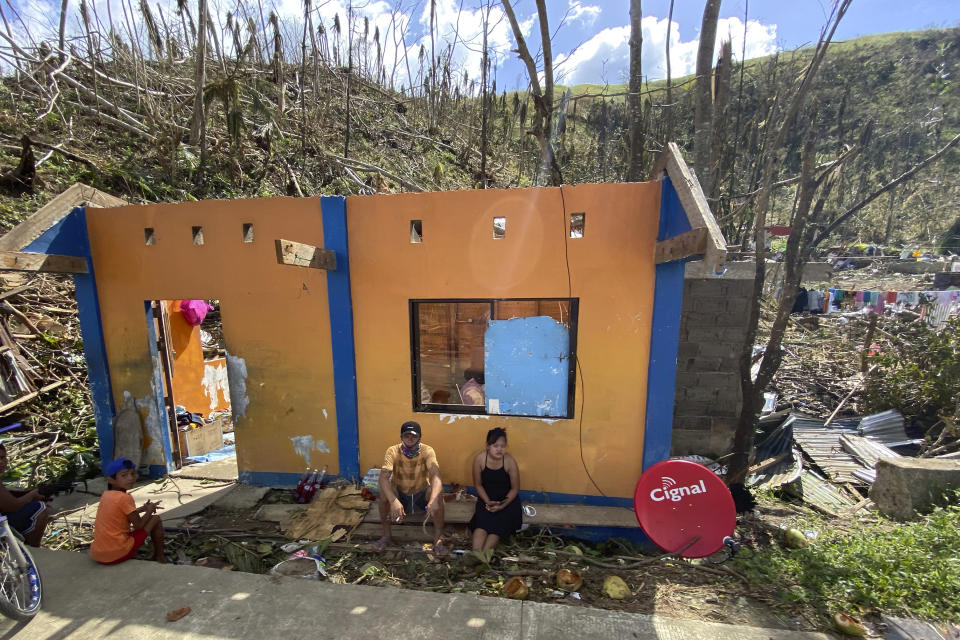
672, 274, 754, 458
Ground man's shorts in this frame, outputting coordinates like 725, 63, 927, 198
5, 500, 46, 536
395, 488, 429, 515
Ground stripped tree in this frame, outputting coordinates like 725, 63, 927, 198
501, 0, 562, 186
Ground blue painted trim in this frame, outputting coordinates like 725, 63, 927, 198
642, 177, 692, 471
515, 489, 633, 508
239, 470, 635, 510
554, 526, 653, 548
321, 196, 361, 482
240, 470, 323, 487
147, 464, 169, 479
657, 176, 692, 241
23, 207, 116, 474
144, 301, 175, 473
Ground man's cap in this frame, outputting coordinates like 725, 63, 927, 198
400, 421, 421, 437
104, 457, 135, 477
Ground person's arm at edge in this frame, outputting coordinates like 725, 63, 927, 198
0, 483, 39, 512
426, 448, 443, 511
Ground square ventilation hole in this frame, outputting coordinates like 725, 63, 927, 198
192, 226, 205, 245
242, 223, 254, 243
410, 220, 423, 243
144, 228, 155, 246
570, 213, 585, 238
493, 217, 506, 239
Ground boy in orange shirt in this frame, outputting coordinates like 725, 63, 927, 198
90, 458, 166, 564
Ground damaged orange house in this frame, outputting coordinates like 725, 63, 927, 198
3, 144, 724, 507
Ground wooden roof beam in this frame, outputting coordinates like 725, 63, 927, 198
651, 142, 727, 274
0, 251, 88, 273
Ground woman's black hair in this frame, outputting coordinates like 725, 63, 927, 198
486, 427, 507, 446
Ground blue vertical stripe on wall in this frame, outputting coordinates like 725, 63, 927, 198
320, 196, 361, 481
642, 177, 692, 471
23, 207, 116, 474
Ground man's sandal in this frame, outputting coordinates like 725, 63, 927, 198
371, 538, 389, 553
433, 541, 449, 558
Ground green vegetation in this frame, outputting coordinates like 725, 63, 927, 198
735, 499, 960, 622
864, 316, 960, 422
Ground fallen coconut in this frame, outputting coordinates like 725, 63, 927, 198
556, 568, 583, 592
834, 613, 867, 636
502, 576, 529, 600
602, 575, 631, 599
784, 528, 808, 549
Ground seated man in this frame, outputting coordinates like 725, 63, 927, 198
0, 442, 52, 547
375, 421, 447, 555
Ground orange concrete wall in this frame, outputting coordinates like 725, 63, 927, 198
85, 198, 339, 473
165, 301, 230, 415
347, 184, 660, 499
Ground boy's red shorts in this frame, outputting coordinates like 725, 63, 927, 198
98, 529, 149, 565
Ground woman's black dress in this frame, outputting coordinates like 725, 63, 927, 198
469, 456, 522, 539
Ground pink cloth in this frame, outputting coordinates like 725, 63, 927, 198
179, 299, 213, 326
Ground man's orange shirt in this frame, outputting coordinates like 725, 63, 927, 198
90, 490, 136, 563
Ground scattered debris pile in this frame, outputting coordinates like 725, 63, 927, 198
0, 273, 97, 487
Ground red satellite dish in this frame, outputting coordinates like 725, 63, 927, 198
633, 459, 736, 558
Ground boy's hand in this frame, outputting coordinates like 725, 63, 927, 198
23, 488, 41, 502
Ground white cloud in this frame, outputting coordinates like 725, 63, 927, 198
565, 1, 601, 27
550, 14, 779, 87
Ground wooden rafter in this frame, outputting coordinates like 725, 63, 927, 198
0, 182, 127, 253
0, 251, 88, 273
651, 142, 727, 272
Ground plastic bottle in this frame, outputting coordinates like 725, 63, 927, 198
294, 467, 311, 501
297, 469, 318, 503
300, 469, 321, 503
302, 466, 328, 504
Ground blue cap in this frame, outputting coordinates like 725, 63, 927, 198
104, 458, 135, 477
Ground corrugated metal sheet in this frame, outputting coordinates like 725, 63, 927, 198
784, 469, 859, 513
748, 448, 803, 490
840, 433, 901, 470
789, 415, 866, 484
859, 409, 908, 443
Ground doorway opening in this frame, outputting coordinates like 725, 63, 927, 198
149, 299, 236, 481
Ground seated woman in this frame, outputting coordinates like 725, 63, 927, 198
469, 427, 522, 551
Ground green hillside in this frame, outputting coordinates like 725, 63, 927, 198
0, 26, 958, 249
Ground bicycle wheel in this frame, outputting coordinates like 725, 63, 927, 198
0, 535, 42, 621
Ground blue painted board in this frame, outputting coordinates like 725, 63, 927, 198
483, 316, 569, 417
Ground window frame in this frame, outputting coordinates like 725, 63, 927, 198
409, 297, 579, 419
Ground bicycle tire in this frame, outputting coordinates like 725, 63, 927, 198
0, 536, 42, 621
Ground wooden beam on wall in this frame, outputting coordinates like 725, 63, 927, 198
0, 251, 88, 273
652, 142, 728, 274
655, 227, 708, 264
275, 239, 337, 271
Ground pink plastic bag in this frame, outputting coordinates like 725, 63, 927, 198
179, 299, 213, 326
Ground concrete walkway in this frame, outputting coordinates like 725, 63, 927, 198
1, 549, 835, 639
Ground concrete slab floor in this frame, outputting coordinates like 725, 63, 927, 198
1, 549, 835, 640
51, 477, 236, 528
212, 485, 269, 511
173, 457, 239, 482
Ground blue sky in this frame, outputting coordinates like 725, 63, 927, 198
6, 0, 960, 90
